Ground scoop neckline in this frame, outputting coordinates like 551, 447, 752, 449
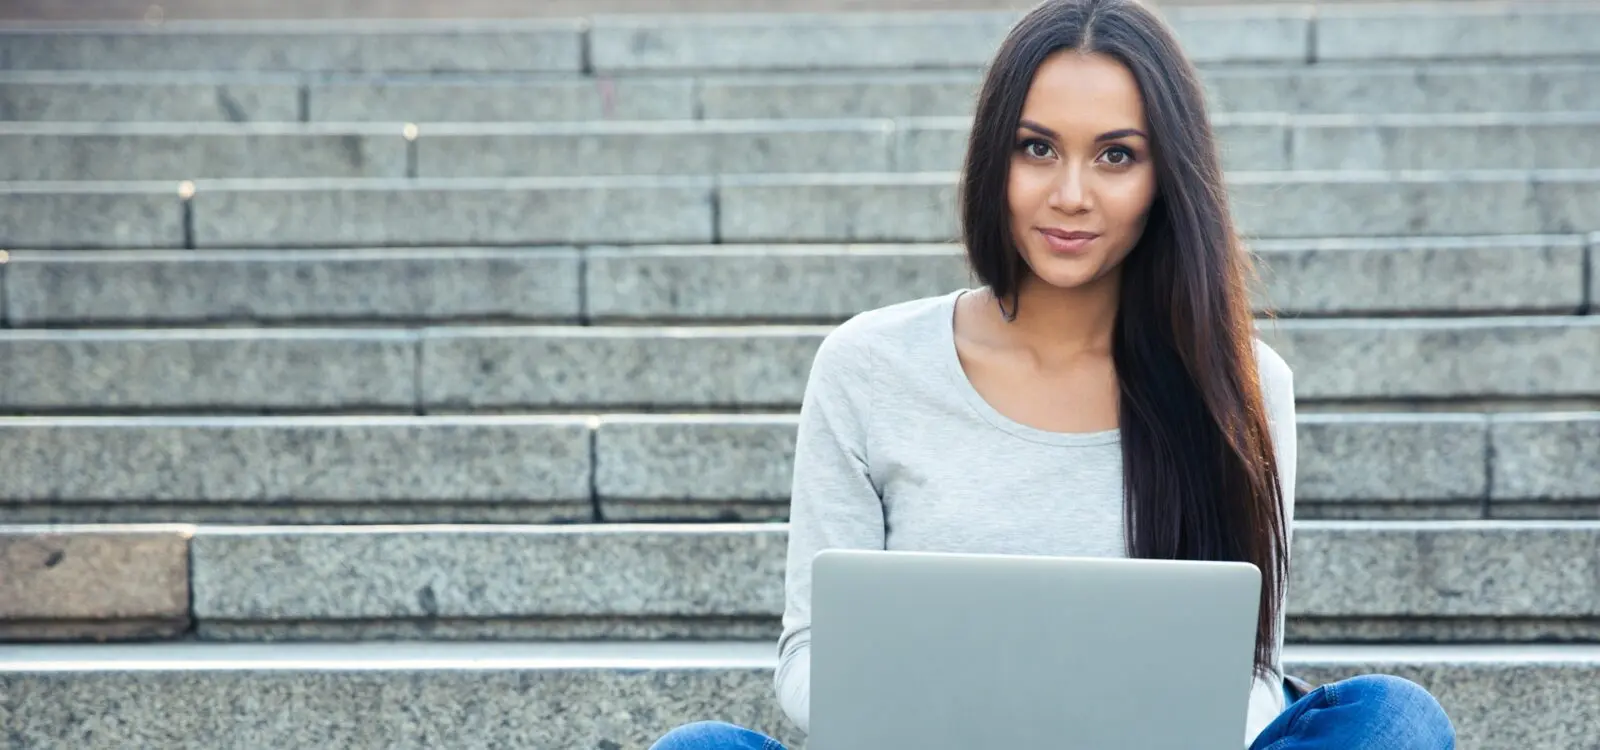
939, 288, 1122, 448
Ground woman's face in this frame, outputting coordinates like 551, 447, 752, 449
1006, 50, 1158, 292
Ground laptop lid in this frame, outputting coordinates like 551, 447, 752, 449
808, 549, 1262, 750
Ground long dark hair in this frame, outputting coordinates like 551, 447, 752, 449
959, 0, 1289, 679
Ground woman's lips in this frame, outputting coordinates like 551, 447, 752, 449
1039, 228, 1099, 254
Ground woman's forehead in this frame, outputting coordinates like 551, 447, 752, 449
1019, 51, 1148, 133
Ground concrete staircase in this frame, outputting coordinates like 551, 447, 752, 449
2, 2, 1599, 748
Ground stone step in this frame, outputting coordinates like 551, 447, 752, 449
7, 0, 1045, 22
0, 71, 305, 122
190, 521, 1600, 644
5, 63, 1599, 124
594, 2, 1600, 70
1, 412, 1594, 524
0, 19, 587, 74
596, 412, 1600, 523
583, 6, 1310, 71
2, 248, 586, 326
5, 521, 1598, 644
23, 0, 1489, 22
413, 112, 1600, 175
4, 641, 1595, 749
688, 63, 1600, 120
0, 416, 597, 524
584, 236, 1596, 322
5, 171, 1599, 248
0, 70, 699, 123
7, 113, 1600, 180
0, 122, 411, 180
0, 328, 423, 412
0, 524, 192, 640
5, 4, 1598, 76
1314, 1, 1600, 63
4, 237, 1589, 327
6, 317, 1595, 411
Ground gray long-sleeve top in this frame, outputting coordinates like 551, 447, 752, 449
775, 288, 1298, 747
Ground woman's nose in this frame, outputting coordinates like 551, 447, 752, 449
1049, 164, 1092, 212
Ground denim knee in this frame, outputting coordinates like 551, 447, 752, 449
649, 720, 779, 750
1335, 674, 1455, 747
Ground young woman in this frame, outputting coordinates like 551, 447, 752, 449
652, 0, 1456, 747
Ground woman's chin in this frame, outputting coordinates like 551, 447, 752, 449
1024, 254, 1108, 291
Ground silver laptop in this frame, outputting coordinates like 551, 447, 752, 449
809, 549, 1262, 750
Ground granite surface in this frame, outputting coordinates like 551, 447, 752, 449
589, 7, 1307, 72
417, 122, 894, 178
189, 177, 715, 247
589, 13, 1017, 72
892, 119, 971, 173
1262, 317, 1600, 401
1534, 171, 1600, 235
4, 248, 583, 326
1589, 234, 1598, 310
0, 618, 189, 641
419, 326, 824, 409
1315, 3, 1600, 61
1286, 522, 1600, 618
309, 77, 697, 122
1251, 236, 1587, 315
1490, 413, 1600, 503
1295, 414, 1488, 503
1289, 118, 1600, 171
595, 416, 798, 502
1159, 6, 1310, 63
1215, 122, 1290, 172
0, 501, 597, 526
0, 329, 417, 411
1288, 617, 1600, 644
0, 127, 409, 180
197, 617, 780, 642
189, 525, 788, 620
698, 72, 982, 120
0, 184, 184, 249
0, 73, 302, 122
0, 527, 190, 627
601, 500, 792, 523
1293, 502, 1484, 522
698, 65, 1600, 122
178, 522, 1600, 626
1229, 173, 1543, 238
3, 643, 1596, 749
1492, 502, 1600, 521
718, 174, 960, 243
583, 245, 970, 322
0, 21, 585, 73
0, 662, 802, 749
1204, 63, 1600, 115
0, 416, 591, 504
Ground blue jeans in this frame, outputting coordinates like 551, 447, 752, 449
648, 674, 1455, 749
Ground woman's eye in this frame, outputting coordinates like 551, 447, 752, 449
1102, 146, 1136, 165
1020, 139, 1054, 159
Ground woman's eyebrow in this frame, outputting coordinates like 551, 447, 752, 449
1018, 119, 1059, 139
1094, 128, 1148, 142
1017, 119, 1148, 143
